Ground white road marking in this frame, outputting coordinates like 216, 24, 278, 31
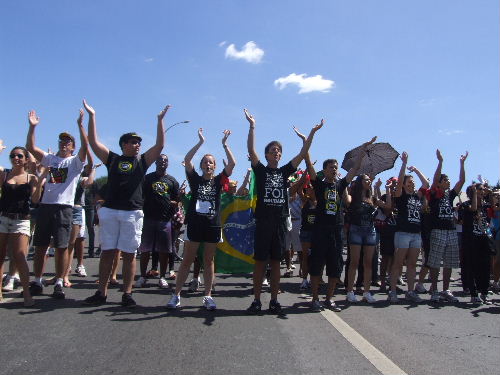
320, 308, 408, 375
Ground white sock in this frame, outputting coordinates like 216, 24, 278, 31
55, 278, 63, 287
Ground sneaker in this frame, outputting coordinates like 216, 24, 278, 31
75, 265, 87, 277
166, 294, 181, 309
134, 276, 147, 288
310, 300, 323, 312
268, 299, 283, 314
440, 290, 458, 303
300, 279, 309, 290
82, 291, 107, 305
405, 290, 423, 303
283, 268, 292, 278
188, 278, 200, 292
430, 290, 441, 303
203, 296, 217, 310
290, 264, 296, 270
158, 278, 169, 289
120, 293, 137, 307
387, 290, 399, 303
346, 291, 358, 303
362, 292, 376, 303
167, 270, 176, 280
29, 282, 43, 296
323, 299, 341, 312
397, 277, 407, 286
262, 278, 269, 287
246, 299, 262, 314
470, 296, 482, 305
2, 277, 15, 292
52, 284, 65, 299
415, 282, 427, 294
480, 294, 492, 305
146, 269, 159, 278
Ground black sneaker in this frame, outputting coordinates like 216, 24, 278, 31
29, 282, 43, 296
52, 284, 65, 299
268, 299, 283, 314
82, 291, 107, 306
121, 293, 137, 308
246, 299, 262, 314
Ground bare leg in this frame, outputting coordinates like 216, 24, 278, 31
406, 248, 420, 291
121, 252, 136, 294
202, 243, 217, 297
347, 245, 361, 292
252, 260, 267, 300
173, 241, 199, 295
98, 250, 119, 295
363, 246, 375, 293
269, 259, 281, 300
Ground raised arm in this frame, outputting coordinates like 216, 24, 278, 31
394, 151, 407, 198
376, 182, 393, 209
290, 169, 308, 196
76, 109, 88, 163
345, 136, 377, 183
407, 165, 429, 191
222, 129, 236, 176
453, 152, 468, 194
84, 100, 109, 163
184, 128, 205, 173
144, 105, 169, 167
31, 167, 48, 204
469, 184, 477, 212
432, 149, 443, 187
290, 119, 324, 169
244, 109, 259, 166
81, 150, 96, 188
26, 110, 45, 161
293, 126, 317, 181
236, 168, 252, 196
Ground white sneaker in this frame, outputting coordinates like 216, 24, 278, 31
166, 294, 181, 309
134, 276, 147, 288
203, 295, 216, 310
75, 265, 87, 277
346, 291, 358, 303
188, 278, 200, 292
158, 277, 169, 289
440, 290, 458, 303
362, 292, 377, 303
415, 282, 427, 294
2, 277, 15, 292
262, 278, 269, 287
290, 264, 296, 270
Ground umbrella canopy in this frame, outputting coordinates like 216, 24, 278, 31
341, 142, 399, 176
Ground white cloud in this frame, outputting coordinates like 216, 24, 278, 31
418, 98, 437, 107
438, 129, 464, 136
274, 73, 335, 94
225, 41, 264, 64
144, 57, 154, 63
218, 41, 227, 47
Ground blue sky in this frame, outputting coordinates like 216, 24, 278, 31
1, 1, 498, 188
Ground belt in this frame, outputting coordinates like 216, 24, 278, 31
1, 212, 31, 220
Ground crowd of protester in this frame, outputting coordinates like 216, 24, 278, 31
1, 102, 499, 313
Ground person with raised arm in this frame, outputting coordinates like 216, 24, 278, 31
298, 129, 376, 311
427, 150, 468, 303
166, 128, 235, 310
26, 108, 87, 300
387, 152, 429, 303
83, 100, 168, 307
245, 109, 323, 314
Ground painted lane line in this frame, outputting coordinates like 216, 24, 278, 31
320, 308, 408, 375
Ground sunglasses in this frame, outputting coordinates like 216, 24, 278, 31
10, 153, 25, 159
59, 138, 73, 144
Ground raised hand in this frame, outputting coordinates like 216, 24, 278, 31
460, 151, 469, 163
198, 128, 205, 143
77, 109, 84, 127
436, 149, 443, 162
374, 178, 382, 189
28, 110, 40, 126
244, 108, 255, 127
293, 126, 306, 141
0, 139, 5, 154
401, 151, 408, 164
222, 129, 231, 146
363, 136, 377, 149
312, 119, 324, 132
407, 165, 417, 173
82, 99, 95, 115
158, 105, 172, 120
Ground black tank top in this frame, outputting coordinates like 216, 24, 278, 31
0, 173, 31, 215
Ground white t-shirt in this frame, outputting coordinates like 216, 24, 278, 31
41, 153, 85, 206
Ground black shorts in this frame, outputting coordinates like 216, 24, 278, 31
253, 218, 287, 261
309, 225, 343, 278
187, 223, 221, 243
379, 231, 395, 256
33, 204, 72, 248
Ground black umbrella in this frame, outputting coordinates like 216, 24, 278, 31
341, 142, 399, 176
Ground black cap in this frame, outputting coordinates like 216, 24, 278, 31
119, 132, 142, 147
59, 132, 76, 144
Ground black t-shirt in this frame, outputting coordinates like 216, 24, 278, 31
301, 201, 316, 232
143, 172, 179, 221
394, 191, 423, 233
185, 168, 228, 227
252, 161, 296, 220
429, 188, 458, 230
348, 201, 377, 227
462, 201, 489, 237
312, 177, 348, 226
103, 151, 148, 211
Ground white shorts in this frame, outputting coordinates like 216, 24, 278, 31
0, 215, 31, 236
98, 207, 144, 254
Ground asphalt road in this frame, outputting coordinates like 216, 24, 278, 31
1, 253, 499, 375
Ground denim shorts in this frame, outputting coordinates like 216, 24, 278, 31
349, 224, 376, 246
72, 206, 84, 226
394, 231, 422, 249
